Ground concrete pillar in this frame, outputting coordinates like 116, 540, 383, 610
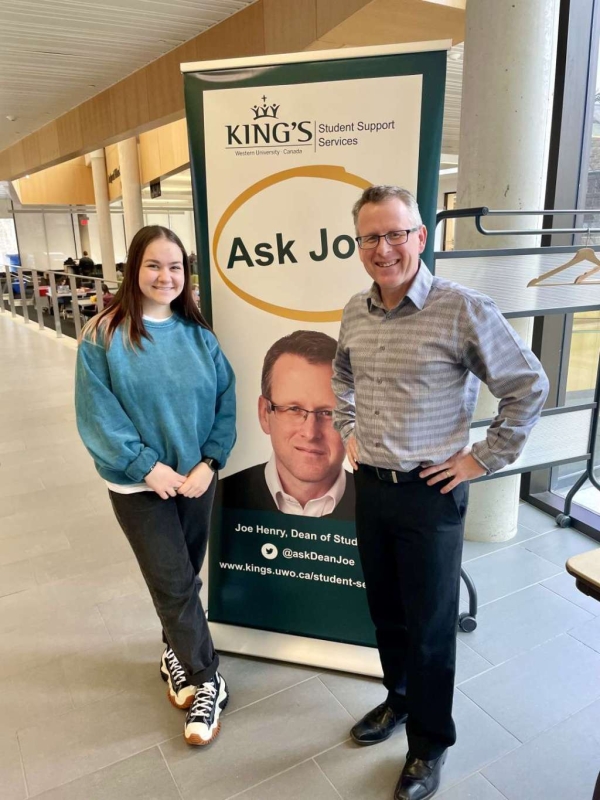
117, 137, 144, 247
77, 214, 91, 256
90, 149, 116, 283
455, 0, 559, 542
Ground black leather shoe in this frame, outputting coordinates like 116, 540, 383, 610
350, 703, 408, 745
394, 751, 447, 800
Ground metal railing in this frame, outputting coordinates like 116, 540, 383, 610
1, 264, 119, 339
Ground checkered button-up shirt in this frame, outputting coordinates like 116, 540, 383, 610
332, 263, 549, 474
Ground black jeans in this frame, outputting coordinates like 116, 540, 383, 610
354, 465, 467, 760
109, 478, 218, 685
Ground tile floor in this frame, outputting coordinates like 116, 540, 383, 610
1, 313, 600, 800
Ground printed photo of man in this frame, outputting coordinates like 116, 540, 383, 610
221, 330, 354, 519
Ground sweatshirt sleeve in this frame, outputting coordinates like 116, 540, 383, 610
75, 337, 159, 482
201, 334, 237, 470
461, 297, 549, 474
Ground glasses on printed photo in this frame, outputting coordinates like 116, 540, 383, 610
355, 228, 419, 250
265, 398, 334, 426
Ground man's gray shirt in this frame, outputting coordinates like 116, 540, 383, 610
332, 263, 549, 474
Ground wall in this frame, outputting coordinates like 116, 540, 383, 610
13, 211, 79, 270
12, 157, 94, 205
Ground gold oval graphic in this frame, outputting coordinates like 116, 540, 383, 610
212, 165, 371, 322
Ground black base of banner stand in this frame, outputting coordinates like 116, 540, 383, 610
209, 622, 383, 677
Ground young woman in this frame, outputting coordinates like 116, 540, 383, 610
75, 225, 236, 746
100, 282, 114, 309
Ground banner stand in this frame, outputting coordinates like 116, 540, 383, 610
209, 622, 383, 677
183, 41, 449, 674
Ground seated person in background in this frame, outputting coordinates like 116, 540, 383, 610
100, 283, 114, 309
116, 263, 125, 280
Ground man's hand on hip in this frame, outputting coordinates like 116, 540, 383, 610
345, 434, 360, 470
419, 446, 486, 493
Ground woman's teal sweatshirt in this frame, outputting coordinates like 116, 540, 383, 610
75, 315, 236, 485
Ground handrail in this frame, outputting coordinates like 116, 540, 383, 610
435, 207, 600, 238
1, 263, 118, 339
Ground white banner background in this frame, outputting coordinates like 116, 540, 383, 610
203, 74, 422, 476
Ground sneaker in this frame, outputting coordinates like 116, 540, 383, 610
160, 647, 196, 710
184, 672, 229, 746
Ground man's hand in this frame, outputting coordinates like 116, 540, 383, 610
419, 446, 486, 494
177, 462, 215, 499
345, 434, 360, 470
144, 462, 186, 500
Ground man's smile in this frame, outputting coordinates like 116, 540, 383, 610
295, 446, 327, 456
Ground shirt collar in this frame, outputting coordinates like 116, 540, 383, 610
264, 453, 347, 513
366, 260, 432, 312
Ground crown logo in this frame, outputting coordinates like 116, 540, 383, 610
251, 95, 280, 120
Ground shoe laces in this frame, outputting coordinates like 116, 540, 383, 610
166, 648, 188, 690
188, 677, 218, 721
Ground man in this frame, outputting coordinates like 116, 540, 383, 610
332, 186, 548, 800
222, 330, 354, 519
78, 251, 95, 274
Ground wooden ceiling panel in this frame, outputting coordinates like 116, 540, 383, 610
22, 131, 43, 175
56, 109, 84, 158
37, 121, 61, 165
316, 0, 373, 39
263, 0, 317, 55
79, 88, 116, 150
9, 141, 26, 178
320, 0, 464, 46
109, 70, 151, 135
196, 0, 265, 60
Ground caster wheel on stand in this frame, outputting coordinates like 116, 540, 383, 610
458, 613, 477, 633
556, 513, 571, 528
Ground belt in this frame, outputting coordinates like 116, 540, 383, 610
360, 464, 421, 484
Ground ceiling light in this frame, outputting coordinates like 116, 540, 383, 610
6, 115, 17, 122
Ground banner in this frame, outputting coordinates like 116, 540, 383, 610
183, 43, 447, 670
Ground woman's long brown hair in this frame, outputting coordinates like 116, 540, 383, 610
83, 225, 211, 349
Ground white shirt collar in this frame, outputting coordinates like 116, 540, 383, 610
264, 453, 347, 517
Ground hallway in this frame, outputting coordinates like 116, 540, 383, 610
1, 313, 599, 800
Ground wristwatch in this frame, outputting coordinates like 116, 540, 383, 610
201, 457, 220, 473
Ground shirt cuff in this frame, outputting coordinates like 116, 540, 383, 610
471, 443, 505, 475
125, 447, 160, 483
202, 445, 226, 470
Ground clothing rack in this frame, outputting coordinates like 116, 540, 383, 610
433, 207, 600, 633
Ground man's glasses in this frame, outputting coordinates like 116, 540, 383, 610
265, 398, 334, 426
355, 228, 419, 250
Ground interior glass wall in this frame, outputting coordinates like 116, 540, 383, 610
526, 0, 600, 537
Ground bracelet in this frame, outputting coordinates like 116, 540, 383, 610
144, 460, 158, 478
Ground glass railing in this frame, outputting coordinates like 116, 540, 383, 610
0, 264, 118, 340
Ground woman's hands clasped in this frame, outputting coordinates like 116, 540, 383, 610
176, 461, 215, 498
144, 462, 186, 499
145, 460, 215, 499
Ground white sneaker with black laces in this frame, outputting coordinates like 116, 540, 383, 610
160, 647, 196, 710
184, 672, 228, 746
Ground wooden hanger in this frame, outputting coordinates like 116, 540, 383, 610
527, 247, 600, 287
574, 249, 600, 284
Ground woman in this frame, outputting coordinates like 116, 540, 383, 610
75, 225, 236, 746
100, 282, 114, 309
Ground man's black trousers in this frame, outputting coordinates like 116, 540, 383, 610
354, 465, 468, 760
